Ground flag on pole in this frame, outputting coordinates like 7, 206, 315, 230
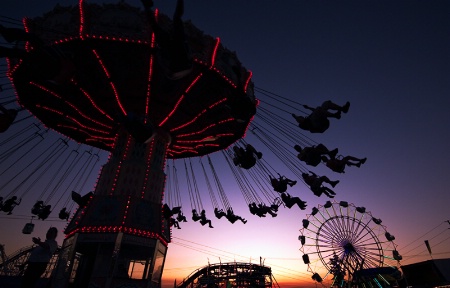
424, 240, 432, 256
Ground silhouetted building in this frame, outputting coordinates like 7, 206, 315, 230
401, 259, 450, 288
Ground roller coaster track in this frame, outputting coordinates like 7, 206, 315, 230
0, 244, 59, 277
0, 245, 34, 276
176, 262, 280, 288
1, 247, 280, 288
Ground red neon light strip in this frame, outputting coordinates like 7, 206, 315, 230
35, 104, 109, 136
175, 133, 233, 144
83, 34, 149, 44
71, 194, 93, 227
145, 33, 156, 121
170, 108, 207, 132
30, 82, 112, 129
172, 143, 220, 150
244, 70, 253, 93
110, 136, 132, 195
92, 49, 127, 116
160, 144, 169, 236
176, 122, 217, 137
140, 139, 154, 198
85, 140, 114, 149
79, 0, 85, 38
122, 196, 131, 225
6, 57, 22, 75
110, 83, 124, 115
88, 135, 115, 142
185, 74, 203, 93
22, 18, 33, 52
170, 98, 227, 132
196, 143, 220, 148
158, 95, 184, 127
168, 149, 198, 155
92, 50, 110, 77
242, 115, 255, 139
22, 18, 29, 33
145, 9, 159, 119
54, 36, 79, 45
210, 38, 220, 67
176, 118, 234, 138
66, 226, 168, 246
194, 59, 237, 88
209, 98, 227, 108
78, 86, 114, 121
158, 74, 203, 127
172, 145, 195, 150
36, 105, 64, 116
67, 116, 110, 134
56, 123, 90, 135
6, 59, 21, 104
111, 133, 120, 150
47, 127, 113, 148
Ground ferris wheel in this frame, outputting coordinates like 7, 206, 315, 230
299, 200, 403, 287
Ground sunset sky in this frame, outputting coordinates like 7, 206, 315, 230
1, 0, 450, 287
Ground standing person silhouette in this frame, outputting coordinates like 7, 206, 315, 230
21, 227, 58, 288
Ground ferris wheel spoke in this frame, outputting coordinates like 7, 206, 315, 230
343, 222, 356, 242
355, 246, 381, 255
353, 235, 381, 249
323, 203, 335, 220
315, 209, 329, 223
317, 226, 341, 242
336, 216, 354, 241
319, 226, 346, 247
354, 241, 382, 254
352, 213, 375, 238
315, 240, 340, 250
323, 216, 347, 238
329, 214, 347, 236
315, 247, 342, 256
317, 229, 347, 249
325, 222, 351, 245
338, 205, 347, 231
352, 224, 380, 247
355, 229, 383, 255
350, 208, 359, 232
339, 207, 352, 235
361, 257, 383, 270
358, 250, 382, 266
311, 212, 327, 226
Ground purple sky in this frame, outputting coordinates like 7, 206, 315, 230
1, 0, 449, 286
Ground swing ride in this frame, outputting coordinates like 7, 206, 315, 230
2, 1, 258, 287
0, 1, 402, 287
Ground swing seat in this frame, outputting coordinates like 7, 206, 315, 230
31, 207, 41, 215
22, 222, 35, 234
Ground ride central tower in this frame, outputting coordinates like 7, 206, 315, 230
54, 129, 171, 287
